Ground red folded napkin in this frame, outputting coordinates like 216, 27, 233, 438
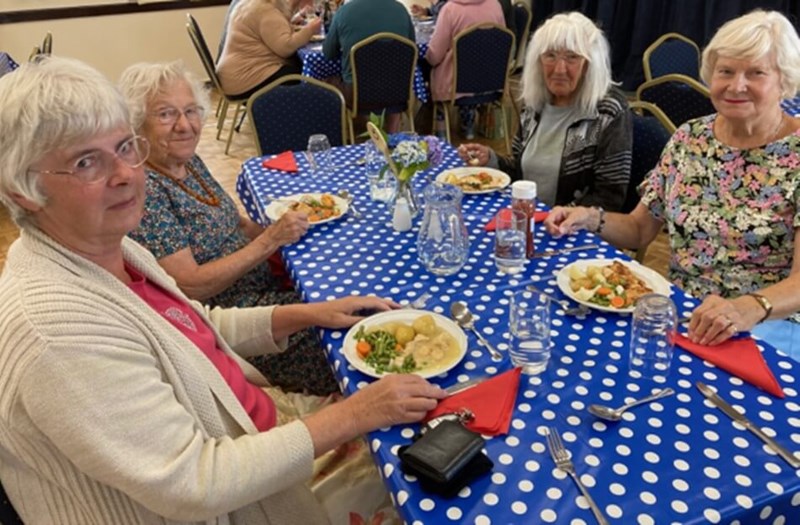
484, 211, 549, 231
425, 368, 522, 436
675, 333, 784, 398
261, 151, 298, 173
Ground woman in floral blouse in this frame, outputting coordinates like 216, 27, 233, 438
544, 10, 800, 357
120, 61, 339, 395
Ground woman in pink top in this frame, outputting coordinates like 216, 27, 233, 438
424, 0, 504, 139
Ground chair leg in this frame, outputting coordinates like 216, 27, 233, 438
216, 100, 230, 140
406, 108, 415, 134
500, 101, 511, 154
444, 103, 452, 145
215, 96, 222, 118
347, 110, 355, 145
225, 103, 242, 155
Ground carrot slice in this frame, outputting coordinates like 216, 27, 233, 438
596, 287, 613, 296
356, 340, 372, 358
609, 296, 625, 309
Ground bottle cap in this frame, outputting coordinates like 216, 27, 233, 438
511, 180, 537, 200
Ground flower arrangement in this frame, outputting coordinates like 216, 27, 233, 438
388, 133, 443, 183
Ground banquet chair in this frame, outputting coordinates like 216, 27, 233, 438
349, 32, 417, 143
41, 31, 53, 55
247, 74, 347, 156
0, 480, 22, 525
28, 46, 41, 62
643, 32, 700, 81
626, 101, 675, 261
434, 23, 515, 150
185, 13, 248, 155
511, 1, 532, 72
636, 74, 714, 129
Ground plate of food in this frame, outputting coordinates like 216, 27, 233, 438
309, 34, 325, 42
556, 258, 671, 313
436, 167, 511, 194
264, 192, 347, 225
342, 310, 468, 379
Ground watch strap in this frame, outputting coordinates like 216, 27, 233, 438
747, 292, 773, 322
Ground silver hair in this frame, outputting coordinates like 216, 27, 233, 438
701, 10, 800, 99
118, 60, 210, 134
520, 12, 615, 113
0, 56, 130, 227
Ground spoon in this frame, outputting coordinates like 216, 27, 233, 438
337, 189, 363, 218
450, 301, 503, 362
526, 285, 590, 316
588, 388, 675, 421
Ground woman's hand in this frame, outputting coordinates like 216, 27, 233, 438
346, 374, 447, 431
543, 206, 596, 237
311, 296, 400, 329
457, 143, 490, 166
688, 294, 762, 346
303, 17, 322, 38
410, 4, 429, 16
262, 211, 309, 247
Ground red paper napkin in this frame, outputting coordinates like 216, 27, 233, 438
484, 211, 549, 231
675, 333, 784, 398
425, 368, 522, 436
261, 151, 298, 173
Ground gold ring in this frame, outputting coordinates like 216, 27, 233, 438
729, 323, 738, 333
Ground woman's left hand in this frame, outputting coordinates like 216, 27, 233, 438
687, 295, 760, 345
312, 296, 400, 328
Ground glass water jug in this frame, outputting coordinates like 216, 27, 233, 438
416, 182, 469, 275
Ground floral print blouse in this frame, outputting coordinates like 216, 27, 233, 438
129, 155, 275, 308
640, 115, 800, 302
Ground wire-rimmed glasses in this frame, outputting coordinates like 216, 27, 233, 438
150, 105, 206, 126
540, 51, 584, 67
28, 135, 150, 184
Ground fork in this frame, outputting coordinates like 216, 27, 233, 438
547, 427, 609, 525
403, 292, 432, 310
526, 285, 589, 316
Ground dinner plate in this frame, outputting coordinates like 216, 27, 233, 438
309, 34, 325, 42
342, 310, 468, 379
435, 167, 511, 194
264, 193, 348, 225
556, 258, 672, 314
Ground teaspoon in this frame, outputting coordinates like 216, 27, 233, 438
588, 388, 675, 421
449, 301, 503, 362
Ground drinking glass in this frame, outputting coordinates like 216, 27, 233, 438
364, 141, 394, 202
509, 290, 552, 374
629, 293, 678, 380
494, 208, 527, 274
307, 134, 332, 174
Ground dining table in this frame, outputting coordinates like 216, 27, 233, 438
0, 52, 19, 79
237, 143, 800, 524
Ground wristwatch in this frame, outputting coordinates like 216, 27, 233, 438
747, 292, 773, 322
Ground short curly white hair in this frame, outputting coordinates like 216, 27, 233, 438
0, 56, 129, 227
701, 10, 800, 99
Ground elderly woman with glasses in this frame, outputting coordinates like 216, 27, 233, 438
458, 11, 632, 211
0, 55, 445, 524
118, 61, 338, 396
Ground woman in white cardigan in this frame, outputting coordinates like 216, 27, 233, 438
0, 56, 445, 524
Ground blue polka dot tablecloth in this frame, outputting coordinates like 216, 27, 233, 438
237, 144, 800, 525
298, 42, 430, 103
0, 52, 19, 78
781, 95, 800, 116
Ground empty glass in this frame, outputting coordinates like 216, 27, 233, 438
509, 289, 552, 374
307, 134, 332, 174
364, 141, 394, 202
494, 208, 527, 274
629, 293, 678, 380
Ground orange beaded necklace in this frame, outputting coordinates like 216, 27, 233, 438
147, 162, 220, 207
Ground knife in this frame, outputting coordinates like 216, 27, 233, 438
445, 374, 492, 396
532, 243, 599, 258
696, 381, 800, 468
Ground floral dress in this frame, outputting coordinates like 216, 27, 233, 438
129, 156, 338, 395
640, 115, 800, 311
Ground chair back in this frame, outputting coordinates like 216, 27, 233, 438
247, 74, 347, 156
186, 14, 228, 98
511, 2, 532, 71
28, 46, 41, 62
636, 74, 714, 129
452, 24, 515, 102
41, 31, 53, 55
350, 32, 417, 116
625, 101, 674, 213
643, 32, 700, 81
0, 480, 23, 525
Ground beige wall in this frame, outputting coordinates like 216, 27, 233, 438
0, 5, 227, 81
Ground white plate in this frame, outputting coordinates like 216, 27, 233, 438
309, 34, 325, 42
264, 193, 347, 225
342, 310, 468, 379
435, 167, 511, 194
556, 258, 672, 314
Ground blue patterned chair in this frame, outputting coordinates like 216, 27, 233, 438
636, 73, 714, 130
349, 32, 418, 143
511, 1, 532, 72
247, 74, 347, 156
643, 32, 701, 82
186, 14, 249, 155
0, 52, 19, 79
434, 23, 515, 150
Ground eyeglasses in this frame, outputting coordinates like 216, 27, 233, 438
541, 51, 584, 66
29, 135, 150, 184
150, 105, 206, 126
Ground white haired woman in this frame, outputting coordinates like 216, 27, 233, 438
119, 61, 337, 396
545, 10, 800, 355
0, 56, 445, 524
458, 11, 632, 211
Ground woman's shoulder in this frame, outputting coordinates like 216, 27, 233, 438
596, 87, 629, 116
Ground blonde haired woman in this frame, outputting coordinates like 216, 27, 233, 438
217, 0, 321, 98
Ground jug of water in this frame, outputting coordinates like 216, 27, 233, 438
416, 182, 469, 275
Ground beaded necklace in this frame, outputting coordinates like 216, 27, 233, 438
147, 162, 220, 207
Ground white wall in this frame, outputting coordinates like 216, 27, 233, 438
0, 5, 227, 81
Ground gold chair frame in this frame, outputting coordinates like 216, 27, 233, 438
628, 100, 677, 135
642, 32, 700, 82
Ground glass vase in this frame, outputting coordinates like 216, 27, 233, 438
390, 178, 420, 232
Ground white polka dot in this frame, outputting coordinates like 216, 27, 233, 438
474, 516, 491, 525
498, 453, 513, 465
483, 493, 499, 506
672, 479, 688, 491
511, 501, 527, 515
396, 491, 409, 506
642, 471, 658, 483
546, 487, 563, 499
735, 474, 752, 487
674, 459, 689, 471
445, 507, 462, 520
540, 509, 558, 523
419, 498, 435, 511
640, 491, 656, 505
760, 506, 773, 519
671, 500, 688, 513
607, 504, 623, 518
525, 460, 541, 472
636, 514, 655, 525
767, 481, 784, 495
383, 464, 394, 477
491, 472, 506, 484
736, 494, 753, 509
704, 509, 721, 523
704, 487, 721, 500
610, 483, 626, 496
518, 480, 534, 492
704, 467, 721, 479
